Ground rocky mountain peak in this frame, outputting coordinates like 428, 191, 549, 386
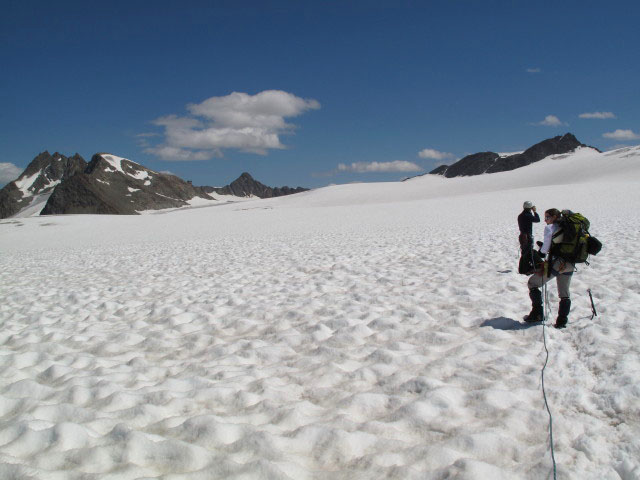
41, 152, 213, 215
429, 133, 594, 178
17, 151, 87, 190
206, 172, 308, 198
0, 152, 87, 219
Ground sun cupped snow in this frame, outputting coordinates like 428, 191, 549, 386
1, 142, 639, 479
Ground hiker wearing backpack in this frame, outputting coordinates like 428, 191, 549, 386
525, 208, 573, 328
524, 208, 602, 328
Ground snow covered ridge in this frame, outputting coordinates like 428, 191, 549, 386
1, 144, 639, 478
37, 153, 214, 215
426, 133, 596, 178
100, 153, 151, 181
0, 153, 309, 218
0, 151, 86, 218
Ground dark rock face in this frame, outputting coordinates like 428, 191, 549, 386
428, 165, 449, 176
0, 151, 87, 219
435, 152, 500, 178
0, 183, 23, 219
41, 153, 214, 215
429, 133, 591, 178
204, 172, 308, 198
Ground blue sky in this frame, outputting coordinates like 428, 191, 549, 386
2, 0, 639, 188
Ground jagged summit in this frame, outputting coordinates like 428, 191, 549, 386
41, 153, 213, 215
0, 151, 87, 218
204, 172, 308, 198
428, 133, 597, 178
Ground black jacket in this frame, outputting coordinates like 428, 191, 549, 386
518, 209, 540, 236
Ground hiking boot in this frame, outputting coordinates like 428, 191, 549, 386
524, 307, 543, 323
555, 297, 570, 329
558, 297, 571, 317
554, 316, 568, 329
525, 288, 543, 322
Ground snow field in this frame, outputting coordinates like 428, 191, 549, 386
1, 150, 640, 479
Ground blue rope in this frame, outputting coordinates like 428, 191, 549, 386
542, 281, 558, 479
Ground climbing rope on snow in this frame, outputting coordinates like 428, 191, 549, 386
541, 281, 558, 479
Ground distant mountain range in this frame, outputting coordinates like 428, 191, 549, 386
423, 133, 597, 178
1, 133, 596, 218
0, 153, 308, 218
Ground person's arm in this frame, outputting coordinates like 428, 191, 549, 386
532, 210, 540, 223
541, 224, 554, 254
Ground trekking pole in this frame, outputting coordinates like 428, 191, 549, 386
588, 288, 597, 320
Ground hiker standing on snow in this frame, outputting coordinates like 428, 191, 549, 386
518, 201, 540, 249
517, 201, 541, 275
525, 208, 573, 329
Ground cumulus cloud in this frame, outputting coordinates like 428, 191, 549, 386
526, 68, 541, 73
535, 115, 567, 127
418, 148, 454, 161
144, 90, 320, 161
337, 161, 422, 173
579, 111, 616, 119
602, 129, 640, 141
0, 162, 22, 187
147, 145, 218, 161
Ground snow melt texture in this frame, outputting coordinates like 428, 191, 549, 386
1, 146, 639, 479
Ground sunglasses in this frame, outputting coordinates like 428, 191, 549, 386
545, 215, 554, 220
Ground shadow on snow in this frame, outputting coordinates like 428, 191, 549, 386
480, 317, 538, 331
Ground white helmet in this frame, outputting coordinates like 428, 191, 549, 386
523, 201, 534, 209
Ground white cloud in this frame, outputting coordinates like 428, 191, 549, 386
418, 148, 454, 161
0, 162, 22, 187
144, 145, 218, 161
337, 161, 422, 173
579, 111, 616, 119
145, 90, 320, 161
526, 68, 541, 73
187, 91, 320, 128
536, 115, 566, 127
602, 129, 640, 141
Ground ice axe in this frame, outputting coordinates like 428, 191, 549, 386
588, 289, 597, 320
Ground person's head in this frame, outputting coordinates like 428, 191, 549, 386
544, 208, 561, 224
523, 201, 534, 210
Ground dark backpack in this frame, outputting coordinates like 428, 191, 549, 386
519, 248, 544, 275
551, 212, 602, 263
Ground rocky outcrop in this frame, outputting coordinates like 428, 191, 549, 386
0, 151, 87, 218
204, 172, 308, 198
434, 152, 500, 178
41, 153, 214, 215
429, 133, 594, 178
